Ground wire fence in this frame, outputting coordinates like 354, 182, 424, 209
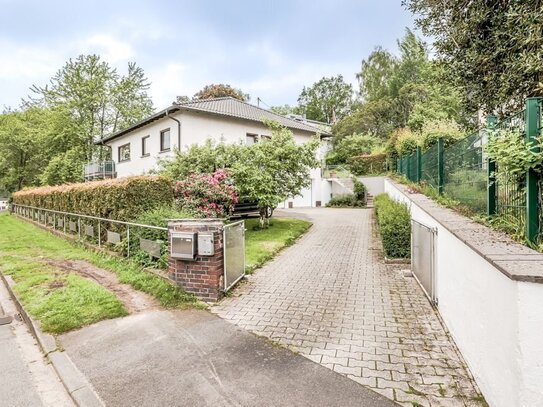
397, 98, 542, 244
10, 203, 170, 268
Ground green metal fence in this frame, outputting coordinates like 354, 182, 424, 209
397, 97, 542, 244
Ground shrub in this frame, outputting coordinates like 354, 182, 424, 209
12, 176, 174, 221
327, 179, 367, 207
420, 119, 463, 151
394, 128, 419, 156
122, 205, 192, 268
326, 194, 362, 207
374, 193, 411, 258
327, 133, 380, 164
173, 170, 238, 218
348, 153, 387, 175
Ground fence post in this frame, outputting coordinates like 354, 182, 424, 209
437, 137, 444, 194
416, 146, 422, 183
525, 97, 541, 243
486, 115, 497, 216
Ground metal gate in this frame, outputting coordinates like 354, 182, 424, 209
223, 220, 245, 292
411, 220, 437, 304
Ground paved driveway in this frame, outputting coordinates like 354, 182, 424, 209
212, 208, 483, 406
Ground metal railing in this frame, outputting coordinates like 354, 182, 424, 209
397, 97, 542, 244
321, 164, 352, 179
11, 203, 168, 266
84, 160, 116, 182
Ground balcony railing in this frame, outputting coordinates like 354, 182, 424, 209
84, 160, 116, 182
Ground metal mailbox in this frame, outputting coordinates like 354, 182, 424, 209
197, 232, 214, 256
170, 232, 197, 260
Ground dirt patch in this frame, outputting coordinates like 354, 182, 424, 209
46, 259, 160, 313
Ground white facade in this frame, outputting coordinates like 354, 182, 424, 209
104, 109, 329, 207
384, 178, 543, 407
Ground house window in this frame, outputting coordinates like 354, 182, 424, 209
118, 143, 130, 162
160, 129, 171, 152
142, 135, 150, 157
246, 133, 258, 145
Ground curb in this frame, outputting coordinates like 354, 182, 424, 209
0, 272, 104, 407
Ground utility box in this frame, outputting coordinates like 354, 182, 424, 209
170, 232, 197, 259
198, 232, 215, 256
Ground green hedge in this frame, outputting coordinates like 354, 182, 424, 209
374, 193, 411, 258
349, 153, 386, 175
12, 176, 174, 222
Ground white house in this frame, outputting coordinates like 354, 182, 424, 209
94, 97, 339, 207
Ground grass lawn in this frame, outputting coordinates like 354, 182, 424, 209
0, 213, 200, 333
244, 217, 311, 273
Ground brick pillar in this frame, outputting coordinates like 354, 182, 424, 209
167, 219, 224, 302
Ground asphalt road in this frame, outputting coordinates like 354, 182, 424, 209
61, 309, 397, 407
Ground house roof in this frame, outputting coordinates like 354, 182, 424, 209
97, 97, 331, 144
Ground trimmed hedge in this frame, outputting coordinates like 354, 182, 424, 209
12, 176, 174, 222
374, 193, 411, 258
349, 153, 386, 175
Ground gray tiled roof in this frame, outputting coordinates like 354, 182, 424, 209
176, 97, 330, 134
98, 97, 330, 144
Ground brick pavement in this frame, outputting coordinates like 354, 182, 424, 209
211, 208, 485, 407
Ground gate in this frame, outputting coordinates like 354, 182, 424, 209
411, 220, 437, 304
223, 220, 245, 291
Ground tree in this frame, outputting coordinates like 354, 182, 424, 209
403, 0, 543, 115
326, 133, 381, 164
159, 121, 319, 227
269, 104, 301, 116
193, 84, 249, 101
357, 47, 397, 102
30, 55, 154, 161
297, 75, 353, 124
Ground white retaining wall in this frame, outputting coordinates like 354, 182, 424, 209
383, 178, 543, 407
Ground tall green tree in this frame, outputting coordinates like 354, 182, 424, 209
403, 0, 543, 115
192, 84, 250, 101
297, 75, 353, 124
31, 54, 154, 162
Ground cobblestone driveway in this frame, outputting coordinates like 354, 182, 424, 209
212, 208, 483, 407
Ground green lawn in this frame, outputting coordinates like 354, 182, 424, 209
244, 217, 312, 273
0, 213, 200, 333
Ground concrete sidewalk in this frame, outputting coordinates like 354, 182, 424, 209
0, 282, 73, 407
60, 309, 397, 406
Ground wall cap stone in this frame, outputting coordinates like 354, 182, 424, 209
386, 177, 543, 284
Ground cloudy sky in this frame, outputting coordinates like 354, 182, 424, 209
0, 0, 417, 110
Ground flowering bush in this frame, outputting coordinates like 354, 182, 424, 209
173, 170, 238, 218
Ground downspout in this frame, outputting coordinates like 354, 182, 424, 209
165, 108, 181, 151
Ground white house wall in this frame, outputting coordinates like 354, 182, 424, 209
106, 110, 325, 207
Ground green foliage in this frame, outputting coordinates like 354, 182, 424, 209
327, 133, 380, 164
269, 104, 302, 116
327, 179, 367, 207
374, 193, 411, 258
31, 55, 154, 162
485, 129, 543, 176
444, 169, 488, 214
193, 83, 249, 101
297, 75, 353, 124
12, 176, 174, 221
419, 119, 463, 151
160, 123, 319, 216
348, 153, 387, 175
404, 0, 543, 114
39, 148, 86, 186
394, 128, 419, 156
244, 217, 311, 273
332, 98, 395, 141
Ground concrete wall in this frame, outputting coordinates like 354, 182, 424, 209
358, 176, 385, 197
107, 110, 324, 207
384, 178, 543, 407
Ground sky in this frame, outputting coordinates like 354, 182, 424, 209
0, 0, 418, 110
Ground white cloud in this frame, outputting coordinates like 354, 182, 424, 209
148, 63, 191, 107
79, 34, 134, 63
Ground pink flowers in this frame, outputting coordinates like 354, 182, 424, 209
174, 170, 238, 218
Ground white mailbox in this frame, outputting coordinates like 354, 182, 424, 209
170, 232, 197, 260
198, 232, 214, 256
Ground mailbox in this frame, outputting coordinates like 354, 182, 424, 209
170, 232, 197, 259
198, 232, 214, 256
